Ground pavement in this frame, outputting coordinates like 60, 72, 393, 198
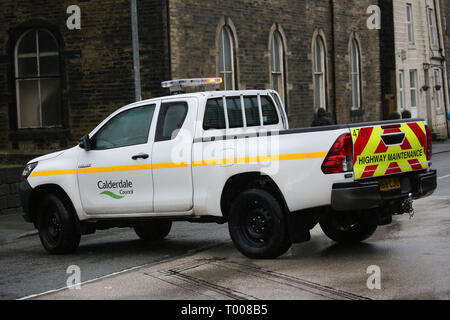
0, 212, 35, 246
432, 139, 450, 154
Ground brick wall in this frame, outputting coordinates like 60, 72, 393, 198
1, 0, 385, 157
332, 0, 382, 124
0, 167, 23, 215
0, 0, 169, 156
439, 0, 450, 136
168, 0, 382, 128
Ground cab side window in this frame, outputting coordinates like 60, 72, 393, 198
203, 95, 278, 130
226, 97, 244, 128
92, 105, 155, 150
243, 97, 260, 127
155, 101, 188, 141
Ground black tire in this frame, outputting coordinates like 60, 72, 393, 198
228, 188, 292, 259
36, 194, 81, 254
319, 210, 378, 244
134, 220, 172, 241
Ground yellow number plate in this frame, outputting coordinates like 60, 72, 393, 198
379, 177, 401, 191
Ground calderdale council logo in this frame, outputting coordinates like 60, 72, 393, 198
97, 180, 134, 199
100, 190, 125, 199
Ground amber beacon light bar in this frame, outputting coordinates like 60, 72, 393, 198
161, 77, 223, 94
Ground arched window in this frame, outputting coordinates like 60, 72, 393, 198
313, 35, 327, 110
270, 31, 285, 104
350, 39, 362, 109
218, 26, 235, 90
15, 29, 61, 128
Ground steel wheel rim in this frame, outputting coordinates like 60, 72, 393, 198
240, 198, 274, 245
42, 209, 62, 245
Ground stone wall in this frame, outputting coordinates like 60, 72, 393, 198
1, 0, 385, 157
391, 0, 448, 138
168, 0, 382, 128
0, 167, 23, 215
0, 0, 169, 154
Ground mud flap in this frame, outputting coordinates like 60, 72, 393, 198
286, 213, 312, 243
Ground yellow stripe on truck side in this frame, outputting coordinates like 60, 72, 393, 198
77, 164, 152, 174
151, 162, 189, 169
28, 152, 327, 177
29, 169, 78, 177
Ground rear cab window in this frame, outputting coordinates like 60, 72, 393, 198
202, 94, 280, 131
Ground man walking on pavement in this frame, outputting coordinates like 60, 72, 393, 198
311, 108, 334, 127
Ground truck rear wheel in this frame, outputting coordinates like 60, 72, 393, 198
228, 189, 291, 259
134, 220, 172, 241
36, 194, 81, 254
319, 210, 378, 244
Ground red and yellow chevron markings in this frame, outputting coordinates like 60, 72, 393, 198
351, 122, 428, 180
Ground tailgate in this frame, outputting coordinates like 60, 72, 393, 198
351, 121, 428, 180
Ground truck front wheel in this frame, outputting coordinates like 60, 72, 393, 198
319, 210, 378, 244
228, 189, 292, 259
134, 220, 172, 241
36, 194, 81, 254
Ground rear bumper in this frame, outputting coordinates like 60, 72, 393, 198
331, 170, 437, 211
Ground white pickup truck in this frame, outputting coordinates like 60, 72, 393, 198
19, 79, 437, 259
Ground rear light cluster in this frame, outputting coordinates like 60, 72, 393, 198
425, 125, 432, 161
321, 133, 353, 174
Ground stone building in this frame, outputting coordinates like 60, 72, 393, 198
0, 0, 383, 162
382, 0, 448, 139
440, 0, 450, 135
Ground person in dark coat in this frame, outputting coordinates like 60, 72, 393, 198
311, 108, 334, 126
401, 109, 412, 119
388, 111, 401, 120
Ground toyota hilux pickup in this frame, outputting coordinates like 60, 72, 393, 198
19, 78, 437, 259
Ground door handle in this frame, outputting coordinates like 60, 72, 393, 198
132, 153, 149, 160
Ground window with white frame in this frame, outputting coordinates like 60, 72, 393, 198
313, 35, 327, 110
350, 39, 361, 109
409, 69, 418, 108
434, 68, 442, 109
428, 8, 437, 46
398, 70, 405, 109
218, 26, 235, 90
407, 4, 415, 44
15, 29, 61, 128
270, 31, 285, 105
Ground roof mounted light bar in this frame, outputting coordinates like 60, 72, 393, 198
161, 78, 223, 94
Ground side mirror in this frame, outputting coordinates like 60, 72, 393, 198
78, 135, 91, 151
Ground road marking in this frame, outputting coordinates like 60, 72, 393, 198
149, 258, 370, 300
16, 241, 226, 300
15, 230, 39, 240
17, 263, 151, 300
438, 174, 450, 180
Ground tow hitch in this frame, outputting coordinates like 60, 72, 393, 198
402, 193, 415, 219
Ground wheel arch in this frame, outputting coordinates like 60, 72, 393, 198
220, 172, 289, 220
29, 184, 78, 224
